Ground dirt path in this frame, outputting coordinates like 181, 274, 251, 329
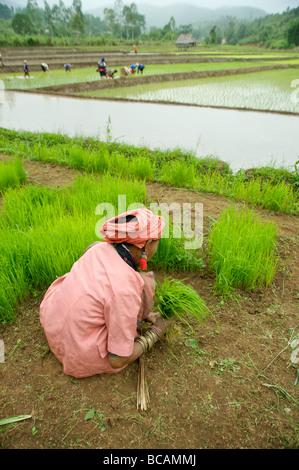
0, 156, 298, 450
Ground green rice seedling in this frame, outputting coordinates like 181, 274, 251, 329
0, 158, 27, 192
151, 234, 204, 272
208, 206, 279, 295
129, 156, 156, 181
238, 164, 299, 191
230, 177, 298, 213
88, 149, 110, 174
0, 129, 297, 214
108, 151, 130, 177
89, 67, 299, 113
67, 145, 91, 170
160, 160, 196, 188
155, 278, 209, 329
259, 180, 298, 213
150, 210, 204, 272
35, 145, 55, 163
194, 170, 231, 195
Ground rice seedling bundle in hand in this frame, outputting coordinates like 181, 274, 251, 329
155, 278, 209, 326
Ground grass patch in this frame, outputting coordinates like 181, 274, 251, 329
151, 219, 204, 273
208, 206, 279, 295
0, 157, 27, 192
0, 128, 297, 214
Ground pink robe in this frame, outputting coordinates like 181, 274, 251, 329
40, 242, 152, 378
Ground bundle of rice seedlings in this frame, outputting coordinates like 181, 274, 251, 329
137, 278, 209, 410
155, 278, 209, 327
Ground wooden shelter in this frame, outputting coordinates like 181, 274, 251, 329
175, 33, 197, 49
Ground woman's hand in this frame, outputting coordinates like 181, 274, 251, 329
108, 316, 176, 369
154, 316, 176, 336
146, 310, 162, 324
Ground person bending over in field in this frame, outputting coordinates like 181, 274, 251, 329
121, 66, 133, 77
41, 63, 49, 72
107, 69, 118, 79
40, 209, 175, 379
137, 63, 145, 74
64, 63, 71, 72
130, 64, 137, 73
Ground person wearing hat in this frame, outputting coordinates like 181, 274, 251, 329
97, 57, 107, 78
40, 209, 174, 378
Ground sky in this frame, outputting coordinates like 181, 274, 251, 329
5, 0, 299, 14
61, 1, 299, 14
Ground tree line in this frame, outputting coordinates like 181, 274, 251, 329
0, 0, 298, 48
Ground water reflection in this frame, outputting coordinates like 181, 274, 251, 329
1, 90, 298, 171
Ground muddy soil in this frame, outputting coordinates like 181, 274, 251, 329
0, 155, 298, 450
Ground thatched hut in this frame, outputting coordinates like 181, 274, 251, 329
175, 33, 197, 49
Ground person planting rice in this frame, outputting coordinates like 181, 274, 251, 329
130, 64, 137, 73
41, 63, 49, 72
107, 68, 118, 79
121, 66, 133, 77
136, 63, 145, 74
64, 63, 71, 72
40, 209, 175, 379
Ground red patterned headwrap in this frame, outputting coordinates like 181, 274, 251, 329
99, 209, 165, 249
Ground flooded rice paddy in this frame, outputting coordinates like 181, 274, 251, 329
1, 90, 298, 171
114, 81, 299, 114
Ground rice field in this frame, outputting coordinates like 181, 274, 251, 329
1, 45, 299, 450
2, 59, 299, 91
81, 68, 299, 114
